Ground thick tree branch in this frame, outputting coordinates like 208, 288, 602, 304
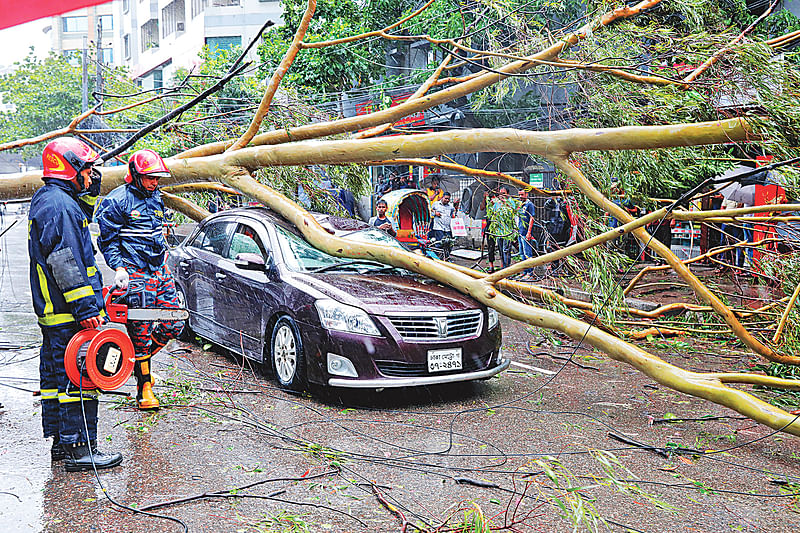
227, 3, 315, 152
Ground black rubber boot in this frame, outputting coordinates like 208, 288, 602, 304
51, 436, 66, 461
63, 441, 123, 472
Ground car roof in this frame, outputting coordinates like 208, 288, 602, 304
217, 206, 370, 236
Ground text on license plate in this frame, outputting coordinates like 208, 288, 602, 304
427, 348, 463, 373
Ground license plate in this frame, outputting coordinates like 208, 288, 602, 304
427, 348, 462, 373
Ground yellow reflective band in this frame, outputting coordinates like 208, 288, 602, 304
80, 195, 98, 207
87, 266, 97, 277
36, 264, 53, 316
64, 285, 94, 303
82, 217, 89, 227
58, 393, 81, 403
58, 391, 99, 403
41, 388, 58, 400
38, 313, 75, 326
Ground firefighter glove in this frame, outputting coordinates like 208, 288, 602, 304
114, 267, 129, 290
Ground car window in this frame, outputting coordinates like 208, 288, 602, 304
194, 221, 235, 256
227, 223, 266, 260
274, 225, 341, 272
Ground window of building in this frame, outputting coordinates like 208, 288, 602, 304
62, 16, 88, 33
123, 34, 131, 59
153, 70, 163, 90
141, 19, 159, 51
191, 0, 209, 17
205, 35, 241, 53
212, 0, 240, 6
98, 15, 113, 32
63, 49, 82, 66
162, 0, 186, 37
101, 48, 113, 64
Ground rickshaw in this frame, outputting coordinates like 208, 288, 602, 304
380, 188, 441, 257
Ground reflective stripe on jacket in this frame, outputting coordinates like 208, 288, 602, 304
28, 180, 104, 327
95, 184, 167, 274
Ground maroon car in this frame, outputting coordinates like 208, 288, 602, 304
166, 207, 507, 390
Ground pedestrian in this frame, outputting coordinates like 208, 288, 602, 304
378, 171, 396, 195
480, 190, 497, 272
368, 199, 397, 237
517, 188, 536, 277
430, 191, 455, 242
28, 137, 123, 471
95, 149, 185, 410
425, 176, 444, 204
487, 187, 518, 269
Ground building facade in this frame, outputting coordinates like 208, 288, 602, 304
113, 0, 282, 90
49, 3, 116, 66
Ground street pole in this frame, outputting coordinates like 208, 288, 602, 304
95, 19, 103, 111
81, 36, 88, 112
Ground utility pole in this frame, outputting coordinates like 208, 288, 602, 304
95, 19, 103, 111
81, 35, 88, 112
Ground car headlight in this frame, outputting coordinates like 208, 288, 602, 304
487, 308, 499, 330
315, 299, 381, 336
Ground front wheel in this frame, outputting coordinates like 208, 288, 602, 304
270, 316, 306, 391
174, 283, 193, 341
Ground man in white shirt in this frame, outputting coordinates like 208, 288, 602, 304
431, 192, 455, 242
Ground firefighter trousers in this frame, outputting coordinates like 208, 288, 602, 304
39, 324, 99, 444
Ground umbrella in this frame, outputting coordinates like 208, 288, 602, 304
719, 182, 757, 206
717, 166, 784, 206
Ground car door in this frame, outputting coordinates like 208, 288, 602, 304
173, 227, 206, 321
216, 220, 279, 360
188, 219, 236, 340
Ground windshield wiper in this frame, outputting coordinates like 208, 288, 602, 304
309, 260, 384, 273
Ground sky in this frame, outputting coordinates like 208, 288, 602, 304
0, 17, 53, 72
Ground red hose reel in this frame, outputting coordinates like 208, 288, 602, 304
64, 287, 136, 390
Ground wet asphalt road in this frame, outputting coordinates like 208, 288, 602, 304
3, 210, 800, 532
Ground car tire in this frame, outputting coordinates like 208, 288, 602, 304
270, 316, 306, 391
174, 283, 193, 341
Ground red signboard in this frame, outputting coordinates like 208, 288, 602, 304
355, 93, 425, 129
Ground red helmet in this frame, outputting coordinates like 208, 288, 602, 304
125, 149, 170, 196
42, 137, 99, 181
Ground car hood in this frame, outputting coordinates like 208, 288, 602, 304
289, 272, 479, 314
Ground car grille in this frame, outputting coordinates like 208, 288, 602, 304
375, 353, 492, 377
386, 310, 483, 341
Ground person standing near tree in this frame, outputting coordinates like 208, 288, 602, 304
426, 176, 444, 204
368, 199, 397, 237
487, 187, 518, 269
95, 149, 184, 410
517, 189, 536, 277
28, 137, 123, 471
430, 192, 455, 242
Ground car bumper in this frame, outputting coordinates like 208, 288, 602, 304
327, 357, 510, 388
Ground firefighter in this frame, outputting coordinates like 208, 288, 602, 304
29, 137, 123, 471
95, 149, 184, 410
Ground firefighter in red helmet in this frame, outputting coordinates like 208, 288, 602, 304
28, 137, 123, 471
95, 149, 184, 409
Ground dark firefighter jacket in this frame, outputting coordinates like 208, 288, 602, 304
95, 184, 167, 274
28, 179, 105, 327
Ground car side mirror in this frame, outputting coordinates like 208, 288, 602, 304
234, 252, 267, 271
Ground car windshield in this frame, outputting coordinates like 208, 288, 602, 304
341, 228, 407, 250
274, 225, 400, 273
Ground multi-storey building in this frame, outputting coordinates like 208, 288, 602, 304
114, 0, 282, 90
48, 3, 116, 66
